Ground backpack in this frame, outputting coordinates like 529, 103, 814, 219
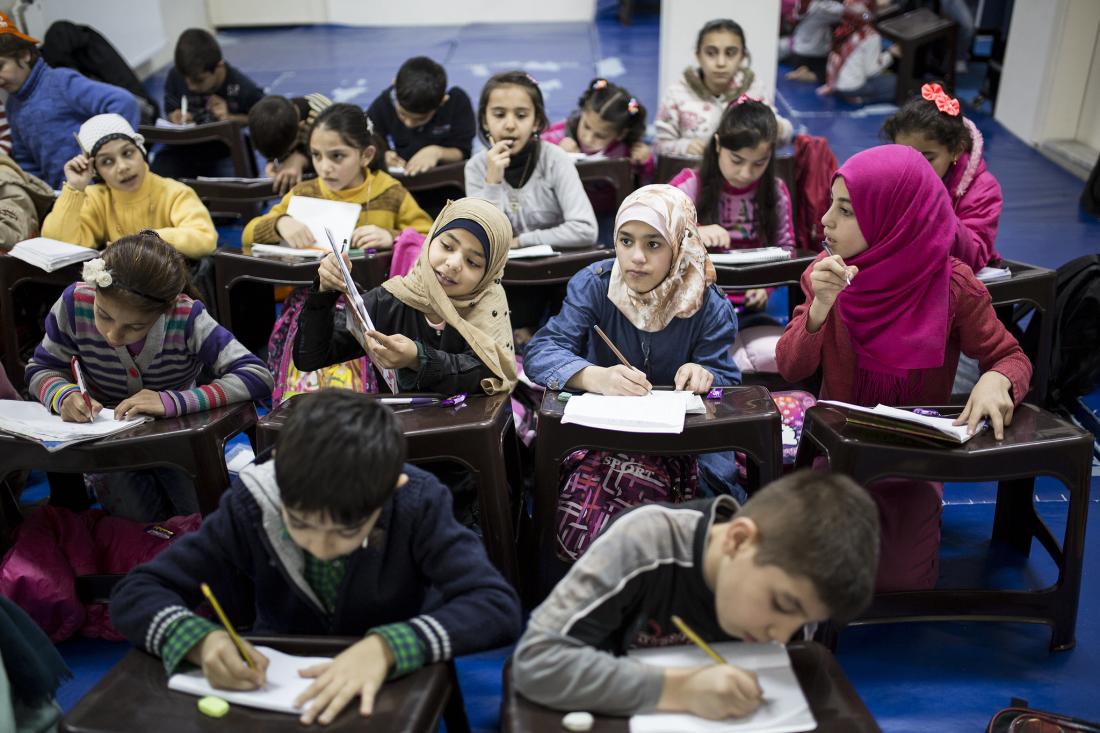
988, 701, 1100, 732
792, 134, 838, 252
1024, 254, 1100, 405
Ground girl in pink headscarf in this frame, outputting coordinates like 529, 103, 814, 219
776, 144, 1031, 591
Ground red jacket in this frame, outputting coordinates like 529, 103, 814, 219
776, 255, 1032, 405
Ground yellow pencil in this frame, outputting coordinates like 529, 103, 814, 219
670, 615, 727, 665
200, 582, 255, 669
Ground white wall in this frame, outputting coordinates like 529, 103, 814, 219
658, 0, 780, 112
207, 0, 595, 27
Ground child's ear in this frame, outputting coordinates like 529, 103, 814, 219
721, 516, 759, 555
362, 145, 376, 167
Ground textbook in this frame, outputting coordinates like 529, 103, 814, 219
627, 642, 815, 733
818, 400, 985, 444
251, 195, 360, 259
561, 391, 704, 434
708, 248, 792, 266
507, 244, 558, 259
168, 646, 332, 715
8, 237, 98, 272
0, 402, 148, 452
328, 236, 398, 393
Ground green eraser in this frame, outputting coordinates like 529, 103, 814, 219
557, 392, 573, 402
198, 695, 230, 718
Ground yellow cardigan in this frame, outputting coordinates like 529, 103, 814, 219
242, 169, 432, 246
42, 170, 217, 258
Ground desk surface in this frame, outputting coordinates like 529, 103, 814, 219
62, 636, 452, 733
501, 641, 881, 733
711, 249, 818, 289
502, 248, 610, 286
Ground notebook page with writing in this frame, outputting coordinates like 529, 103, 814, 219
627, 642, 814, 733
168, 646, 331, 715
561, 392, 687, 434
0, 402, 148, 452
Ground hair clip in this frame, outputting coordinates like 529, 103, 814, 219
524, 72, 539, 86
82, 258, 113, 288
627, 97, 640, 115
921, 83, 960, 116
729, 93, 763, 109
592, 79, 608, 90
365, 115, 376, 135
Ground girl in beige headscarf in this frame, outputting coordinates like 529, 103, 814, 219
296, 197, 517, 395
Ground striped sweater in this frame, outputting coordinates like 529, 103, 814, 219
26, 283, 273, 415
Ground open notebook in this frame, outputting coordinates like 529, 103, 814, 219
8, 237, 98, 272
561, 391, 705, 434
709, 248, 792, 266
251, 196, 361, 259
168, 646, 332, 715
627, 642, 815, 733
0, 402, 148, 452
819, 400, 984, 444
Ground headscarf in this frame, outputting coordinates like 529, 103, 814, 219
382, 197, 517, 394
832, 144, 956, 404
607, 184, 716, 332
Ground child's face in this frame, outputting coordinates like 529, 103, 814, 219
820, 177, 869, 259
710, 519, 831, 644
184, 61, 226, 94
716, 138, 772, 189
395, 98, 441, 130
614, 219, 675, 294
576, 108, 622, 154
282, 506, 381, 562
892, 131, 957, 179
93, 290, 165, 348
696, 30, 745, 93
483, 85, 537, 153
93, 139, 147, 193
426, 227, 487, 296
310, 126, 373, 191
0, 53, 31, 93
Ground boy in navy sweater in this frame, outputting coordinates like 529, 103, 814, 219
111, 389, 521, 726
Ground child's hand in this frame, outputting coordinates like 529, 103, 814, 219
350, 224, 394, 251
63, 154, 95, 192
404, 145, 443, 175
114, 389, 166, 419
365, 330, 419, 370
630, 141, 651, 164
674, 363, 714, 394
808, 254, 857, 309
954, 370, 1014, 439
294, 634, 392, 726
698, 224, 731, 249
662, 664, 764, 720
558, 137, 580, 153
206, 94, 229, 121
686, 138, 708, 156
594, 365, 651, 396
385, 150, 407, 170
743, 288, 768, 310
484, 139, 513, 184
60, 392, 103, 423
168, 109, 193, 125
189, 631, 269, 691
276, 216, 317, 248
317, 252, 353, 294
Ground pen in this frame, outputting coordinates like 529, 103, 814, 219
200, 582, 256, 669
69, 356, 94, 416
670, 615, 727, 665
381, 396, 440, 406
821, 242, 851, 286
593, 325, 634, 370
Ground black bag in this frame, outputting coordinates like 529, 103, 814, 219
1082, 152, 1100, 217
988, 702, 1100, 732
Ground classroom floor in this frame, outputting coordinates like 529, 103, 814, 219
49, 4, 1100, 732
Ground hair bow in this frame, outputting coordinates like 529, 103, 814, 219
524, 72, 539, 86
627, 97, 640, 115
921, 83, 960, 117
82, 258, 113, 288
592, 79, 608, 90
729, 93, 763, 109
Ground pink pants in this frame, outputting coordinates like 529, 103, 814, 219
867, 479, 944, 592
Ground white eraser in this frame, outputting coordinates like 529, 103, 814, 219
562, 711, 595, 731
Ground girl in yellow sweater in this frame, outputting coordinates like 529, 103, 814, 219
42, 114, 217, 259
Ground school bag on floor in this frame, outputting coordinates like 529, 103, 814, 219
988, 702, 1100, 732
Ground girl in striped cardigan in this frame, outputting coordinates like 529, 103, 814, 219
25, 231, 273, 521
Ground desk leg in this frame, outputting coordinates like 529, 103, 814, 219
476, 438, 519, 587
1049, 460, 1091, 652
186, 436, 233, 515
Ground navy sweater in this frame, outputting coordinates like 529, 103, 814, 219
111, 460, 521, 663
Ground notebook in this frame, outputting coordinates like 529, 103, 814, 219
507, 244, 558, 259
167, 646, 331, 715
251, 195, 361, 259
976, 266, 1012, 282
0, 402, 148, 452
709, 248, 792, 266
627, 642, 815, 733
328, 236, 398, 393
818, 400, 984, 444
153, 118, 195, 130
8, 237, 98, 272
561, 391, 704, 434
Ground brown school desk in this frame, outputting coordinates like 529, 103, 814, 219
61, 635, 470, 733
712, 248, 819, 319
500, 640, 882, 732
501, 247, 610, 287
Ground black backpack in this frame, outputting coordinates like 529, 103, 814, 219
1027, 254, 1100, 405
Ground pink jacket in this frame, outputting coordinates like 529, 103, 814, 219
944, 118, 1003, 269
669, 167, 795, 249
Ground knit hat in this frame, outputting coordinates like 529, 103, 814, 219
77, 114, 146, 158
0, 12, 39, 45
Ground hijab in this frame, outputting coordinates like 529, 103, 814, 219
607, 184, 716, 332
382, 197, 517, 394
833, 144, 956, 404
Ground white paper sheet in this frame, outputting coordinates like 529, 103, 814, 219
154, 118, 195, 129
976, 266, 1012, 282
268, 195, 362, 254
168, 646, 331, 715
708, 248, 792, 265
819, 400, 981, 443
628, 643, 815, 733
561, 391, 689, 434
8, 237, 98, 272
0, 402, 147, 451
507, 244, 559, 259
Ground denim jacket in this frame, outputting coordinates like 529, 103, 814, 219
524, 259, 741, 390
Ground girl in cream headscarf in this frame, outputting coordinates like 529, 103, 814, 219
524, 184, 742, 561
295, 197, 517, 396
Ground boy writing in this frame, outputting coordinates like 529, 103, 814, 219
111, 389, 521, 726
248, 92, 333, 194
512, 470, 880, 719
367, 56, 475, 175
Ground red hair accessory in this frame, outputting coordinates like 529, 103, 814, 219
627, 97, 640, 115
592, 79, 608, 90
921, 83, 960, 117
729, 93, 763, 109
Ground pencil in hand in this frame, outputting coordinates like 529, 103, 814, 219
201, 582, 256, 669
593, 324, 633, 369
670, 615, 728, 665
